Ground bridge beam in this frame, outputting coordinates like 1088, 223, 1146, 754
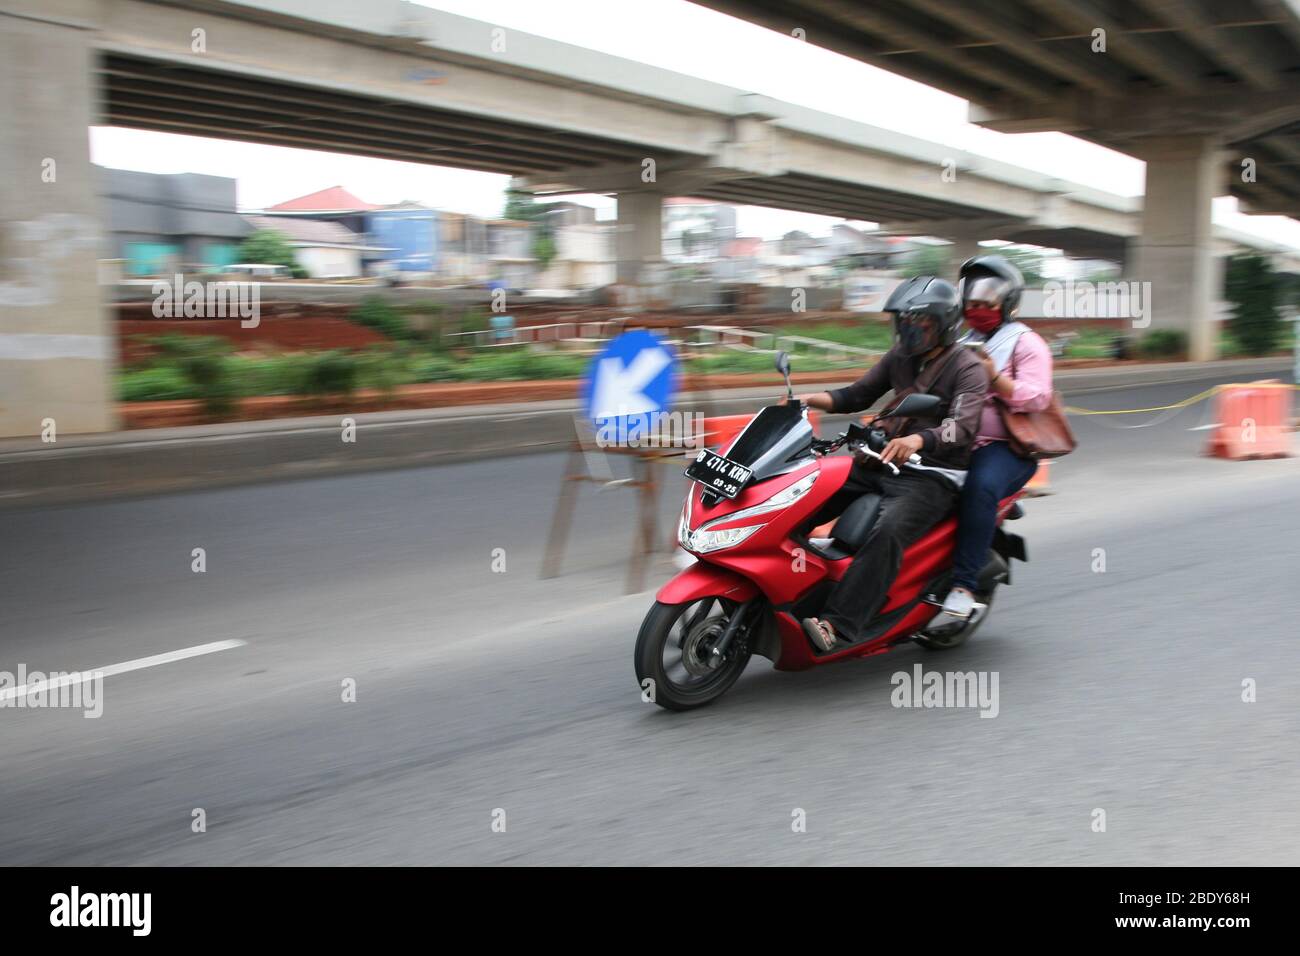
0, 3, 115, 439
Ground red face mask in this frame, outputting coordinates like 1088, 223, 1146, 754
964, 305, 1002, 334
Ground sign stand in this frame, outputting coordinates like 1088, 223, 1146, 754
541, 421, 678, 595
542, 327, 717, 594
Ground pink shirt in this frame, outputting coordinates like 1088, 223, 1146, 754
974, 330, 1054, 449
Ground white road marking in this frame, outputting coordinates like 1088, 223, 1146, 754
0, 639, 246, 702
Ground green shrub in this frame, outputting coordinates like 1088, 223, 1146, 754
410, 355, 459, 383
452, 348, 588, 381
146, 334, 236, 415
356, 346, 411, 395
297, 351, 358, 397
147, 333, 232, 359
403, 300, 445, 350
1059, 328, 1117, 359
118, 367, 198, 402
350, 296, 413, 341
459, 307, 492, 336
231, 354, 315, 397
1138, 329, 1187, 358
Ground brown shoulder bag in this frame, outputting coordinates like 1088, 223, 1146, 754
998, 344, 1077, 460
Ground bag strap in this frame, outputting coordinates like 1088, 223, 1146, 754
915, 345, 960, 395
877, 346, 961, 435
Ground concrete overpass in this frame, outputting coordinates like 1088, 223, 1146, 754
1, 0, 1295, 438
84, 1, 1144, 257
693, 0, 1300, 360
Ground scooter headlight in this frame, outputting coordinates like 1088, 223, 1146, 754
678, 470, 817, 554
683, 523, 762, 554
751, 471, 818, 513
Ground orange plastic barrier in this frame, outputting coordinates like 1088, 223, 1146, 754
1203, 380, 1294, 460
699, 410, 820, 452
1022, 459, 1053, 497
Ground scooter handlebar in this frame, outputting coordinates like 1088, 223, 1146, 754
811, 434, 925, 476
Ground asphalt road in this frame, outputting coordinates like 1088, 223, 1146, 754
1, 372, 1297, 865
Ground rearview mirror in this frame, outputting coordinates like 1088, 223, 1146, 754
887, 393, 942, 418
774, 350, 794, 402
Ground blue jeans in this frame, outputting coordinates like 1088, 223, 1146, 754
951, 441, 1038, 592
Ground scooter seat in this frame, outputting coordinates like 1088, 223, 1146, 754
832, 493, 883, 552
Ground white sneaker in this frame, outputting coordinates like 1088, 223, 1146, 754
941, 587, 976, 619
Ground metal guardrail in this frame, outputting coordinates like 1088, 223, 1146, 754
689, 325, 882, 361
443, 318, 625, 348
443, 319, 885, 363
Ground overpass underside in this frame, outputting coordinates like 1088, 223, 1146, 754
100, 53, 676, 177
694, 0, 1300, 361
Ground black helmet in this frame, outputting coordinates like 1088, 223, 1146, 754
883, 275, 962, 357
958, 254, 1024, 322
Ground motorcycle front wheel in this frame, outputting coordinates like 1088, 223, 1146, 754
634, 598, 753, 711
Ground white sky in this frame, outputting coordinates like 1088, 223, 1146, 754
90, 0, 1300, 248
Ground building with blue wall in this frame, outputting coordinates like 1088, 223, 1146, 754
364, 203, 438, 273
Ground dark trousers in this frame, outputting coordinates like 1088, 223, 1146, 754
819, 464, 957, 643
951, 440, 1038, 591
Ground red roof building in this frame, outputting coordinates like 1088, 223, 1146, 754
266, 186, 377, 214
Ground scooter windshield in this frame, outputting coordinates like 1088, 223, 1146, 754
723, 403, 814, 481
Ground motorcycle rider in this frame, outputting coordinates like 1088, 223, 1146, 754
795, 276, 987, 651
940, 255, 1054, 619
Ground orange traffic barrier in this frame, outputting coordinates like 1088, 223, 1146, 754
699, 410, 820, 452
1022, 459, 1053, 497
1204, 380, 1294, 460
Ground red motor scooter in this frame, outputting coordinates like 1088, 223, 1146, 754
635, 350, 1027, 711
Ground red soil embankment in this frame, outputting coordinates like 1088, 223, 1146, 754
119, 317, 389, 364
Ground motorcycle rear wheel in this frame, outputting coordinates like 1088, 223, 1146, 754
634, 598, 753, 711
914, 590, 994, 651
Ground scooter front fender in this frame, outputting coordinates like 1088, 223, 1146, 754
656, 560, 760, 606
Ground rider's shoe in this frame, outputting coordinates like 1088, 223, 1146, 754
940, 587, 976, 619
801, 617, 837, 652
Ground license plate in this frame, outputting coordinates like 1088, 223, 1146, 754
685, 450, 753, 499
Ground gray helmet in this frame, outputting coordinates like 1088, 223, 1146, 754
883, 275, 962, 356
959, 254, 1025, 322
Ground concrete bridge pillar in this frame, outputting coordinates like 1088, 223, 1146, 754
615, 189, 665, 287
1131, 134, 1223, 361
0, 2, 115, 438
945, 235, 983, 283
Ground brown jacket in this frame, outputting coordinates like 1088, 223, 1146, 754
828, 345, 989, 471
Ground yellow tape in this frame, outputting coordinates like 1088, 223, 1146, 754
1066, 382, 1300, 416
1064, 385, 1222, 416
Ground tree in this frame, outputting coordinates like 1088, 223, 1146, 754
903, 244, 949, 276
532, 230, 557, 271
237, 230, 306, 278
503, 187, 545, 222
999, 246, 1048, 286
504, 188, 556, 270
1224, 253, 1284, 355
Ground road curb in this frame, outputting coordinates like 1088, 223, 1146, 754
0, 356, 1291, 508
